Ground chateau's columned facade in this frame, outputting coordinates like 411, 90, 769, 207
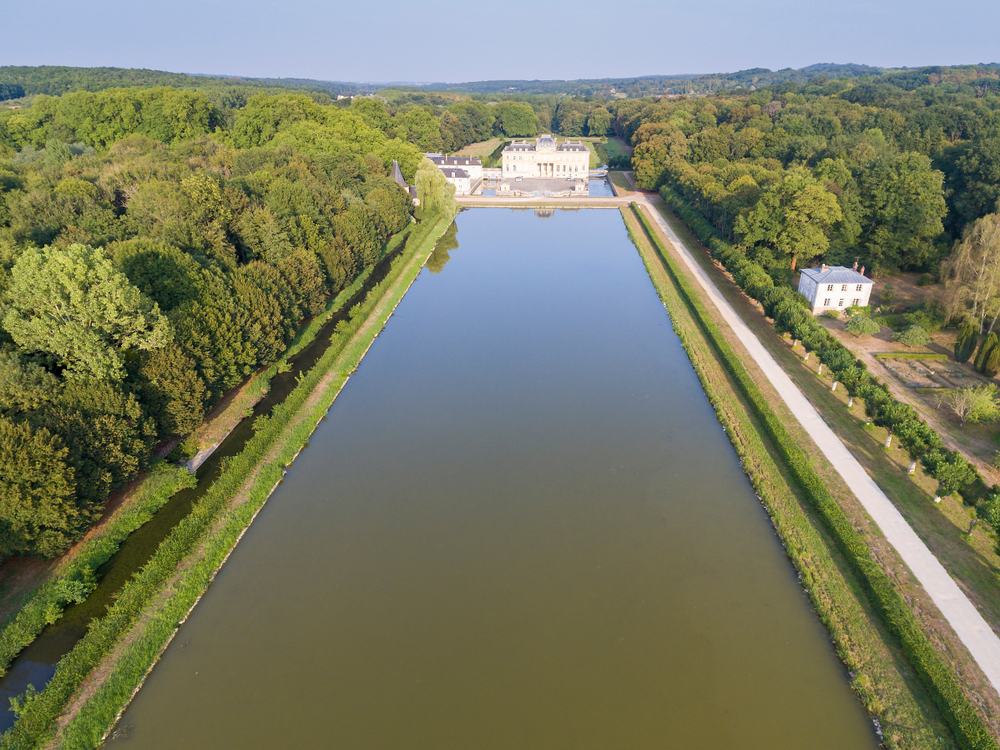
501, 135, 589, 179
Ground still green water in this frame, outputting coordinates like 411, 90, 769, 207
115, 209, 877, 749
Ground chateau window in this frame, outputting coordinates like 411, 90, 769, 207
827, 284, 833, 291
823, 298, 830, 306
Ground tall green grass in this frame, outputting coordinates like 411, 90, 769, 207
0, 464, 194, 678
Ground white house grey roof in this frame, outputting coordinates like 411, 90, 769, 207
440, 167, 470, 179
800, 265, 872, 285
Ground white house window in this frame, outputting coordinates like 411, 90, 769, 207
823, 298, 830, 306
856, 284, 863, 291
827, 284, 834, 291
838, 299, 844, 307
841, 284, 848, 291
852, 298, 860, 306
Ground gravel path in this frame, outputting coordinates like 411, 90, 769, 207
635, 196, 1000, 696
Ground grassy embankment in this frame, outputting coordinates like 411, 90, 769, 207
622, 203, 992, 750
0, 212, 454, 750
0, 226, 413, 686
607, 171, 634, 195
650, 193, 1000, 707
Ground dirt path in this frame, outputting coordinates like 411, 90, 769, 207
632, 194, 1000, 698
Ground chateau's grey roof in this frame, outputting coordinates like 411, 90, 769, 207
440, 167, 470, 179
502, 136, 588, 153
426, 155, 481, 167
800, 266, 872, 285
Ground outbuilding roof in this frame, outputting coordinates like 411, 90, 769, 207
390, 160, 409, 190
426, 155, 482, 167
800, 265, 872, 285
440, 167, 470, 179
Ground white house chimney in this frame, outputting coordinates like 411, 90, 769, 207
821, 263, 829, 272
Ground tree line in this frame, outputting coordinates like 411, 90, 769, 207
616, 74, 1000, 275
0, 87, 430, 559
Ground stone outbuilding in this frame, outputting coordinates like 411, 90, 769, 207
797, 263, 873, 314
440, 167, 472, 196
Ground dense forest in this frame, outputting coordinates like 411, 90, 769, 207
0, 84, 460, 559
615, 66, 1000, 274
3, 61, 1000, 562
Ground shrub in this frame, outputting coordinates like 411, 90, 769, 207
880, 283, 896, 304
975, 332, 998, 373
894, 324, 932, 348
846, 316, 881, 338
902, 308, 944, 334
918, 273, 936, 287
823, 309, 841, 320
955, 320, 979, 363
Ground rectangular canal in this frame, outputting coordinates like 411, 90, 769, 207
114, 209, 877, 748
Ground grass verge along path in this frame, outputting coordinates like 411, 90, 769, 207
0, 212, 454, 750
625, 203, 998, 749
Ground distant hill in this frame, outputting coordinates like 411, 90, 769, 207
0, 66, 371, 100
3, 63, 998, 105
421, 64, 891, 97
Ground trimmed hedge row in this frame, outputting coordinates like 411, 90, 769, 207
0, 213, 455, 750
632, 202, 998, 750
875, 353, 949, 360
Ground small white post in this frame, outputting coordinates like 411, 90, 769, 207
847, 395, 854, 408
908, 460, 917, 475
817, 362, 824, 375
831, 381, 838, 392
885, 433, 892, 449
804, 351, 810, 361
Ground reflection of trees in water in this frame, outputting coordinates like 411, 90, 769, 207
426, 220, 458, 274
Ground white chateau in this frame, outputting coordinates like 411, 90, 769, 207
797, 263, 873, 314
502, 135, 589, 178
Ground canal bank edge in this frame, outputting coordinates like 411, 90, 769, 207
0, 227, 413, 692
624, 203, 997, 750
621, 207, 943, 748
0, 211, 456, 750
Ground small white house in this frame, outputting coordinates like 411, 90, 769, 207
440, 167, 472, 196
798, 264, 873, 314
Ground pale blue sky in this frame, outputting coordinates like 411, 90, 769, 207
2, 0, 998, 84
